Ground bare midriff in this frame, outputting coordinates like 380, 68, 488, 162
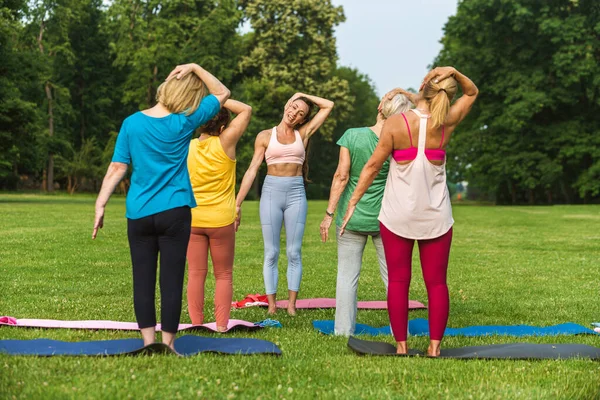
267, 163, 303, 177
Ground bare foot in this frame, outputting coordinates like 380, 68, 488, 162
396, 341, 408, 355
287, 306, 297, 316
427, 340, 441, 357
267, 306, 277, 315
216, 326, 228, 333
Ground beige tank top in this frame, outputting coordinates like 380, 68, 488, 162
378, 109, 453, 240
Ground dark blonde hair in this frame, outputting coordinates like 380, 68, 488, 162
156, 74, 207, 115
423, 77, 458, 128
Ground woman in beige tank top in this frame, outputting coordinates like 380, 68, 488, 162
341, 66, 478, 356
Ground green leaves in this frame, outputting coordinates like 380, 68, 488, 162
436, 0, 600, 204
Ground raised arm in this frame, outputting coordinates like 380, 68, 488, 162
287, 93, 334, 141
93, 162, 129, 239
166, 63, 231, 106
234, 131, 268, 231
319, 147, 351, 242
219, 99, 253, 156
422, 66, 478, 127
340, 123, 395, 235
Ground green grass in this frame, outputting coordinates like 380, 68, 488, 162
1, 194, 599, 399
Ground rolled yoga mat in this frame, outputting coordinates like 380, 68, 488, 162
0, 335, 282, 357
312, 319, 600, 337
0, 316, 262, 333
347, 336, 600, 360
231, 295, 426, 310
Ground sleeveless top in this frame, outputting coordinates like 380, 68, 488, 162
378, 109, 453, 240
265, 127, 305, 165
187, 136, 236, 228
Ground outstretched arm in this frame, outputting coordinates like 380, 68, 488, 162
234, 131, 268, 231
219, 99, 253, 155
287, 93, 334, 141
166, 63, 231, 106
320, 147, 351, 242
93, 162, 129, 239
340, 122, 396, 235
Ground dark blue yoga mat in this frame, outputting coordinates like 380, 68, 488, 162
313, 319, 599, 337
0, 335, 282, 357
348, 337, 600, 360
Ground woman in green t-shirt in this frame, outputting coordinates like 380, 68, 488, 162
319, 92, 411, 335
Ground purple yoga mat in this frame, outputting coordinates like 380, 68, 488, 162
0, 316, 261, 333
274, 298, 426, 310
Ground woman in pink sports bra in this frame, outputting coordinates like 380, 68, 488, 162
236, 92, 334, 315
341, 66, 478, 356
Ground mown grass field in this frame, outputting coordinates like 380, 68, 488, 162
0, 194, 599, 399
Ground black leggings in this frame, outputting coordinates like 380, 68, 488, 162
127, 206, 191, 333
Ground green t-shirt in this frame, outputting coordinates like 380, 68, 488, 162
335, 127, 390, 232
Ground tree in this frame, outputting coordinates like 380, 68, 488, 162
0, 2, 46, 188
235, 0, 353, 198
434, 0, 600, 204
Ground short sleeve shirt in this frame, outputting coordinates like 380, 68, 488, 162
335, 127, 390, 232
112, 94, 220, 219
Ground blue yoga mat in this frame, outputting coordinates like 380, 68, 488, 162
313, 319, 599, 337
0, 335, 282, 356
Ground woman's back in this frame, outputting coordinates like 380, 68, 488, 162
112, 95, 221, 220
336, 127, 389, 232
379, 109, 454, 240
188, 136, 236, 228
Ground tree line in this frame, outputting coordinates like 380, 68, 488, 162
1, 0, 598, 204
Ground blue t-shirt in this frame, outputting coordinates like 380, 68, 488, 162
112, 94, 220, 219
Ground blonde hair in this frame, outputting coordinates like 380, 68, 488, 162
380, 94, 411, 119
423, 77, 458, 128
156, 73, 207, 115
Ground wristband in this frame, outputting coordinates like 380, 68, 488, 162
325, 210, 334, 218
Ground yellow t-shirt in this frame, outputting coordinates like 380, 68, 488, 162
188, 136, 236, 228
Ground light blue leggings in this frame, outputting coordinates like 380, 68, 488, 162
260, 175, 307, 294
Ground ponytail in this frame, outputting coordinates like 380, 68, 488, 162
423, 77, 458, 128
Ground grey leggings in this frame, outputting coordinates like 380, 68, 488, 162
260, 175, 307, 294
335, 225, 388, 336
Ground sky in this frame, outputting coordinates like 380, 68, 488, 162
331, 0, 458, 96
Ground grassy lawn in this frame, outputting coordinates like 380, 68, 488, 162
0, 194, 599, 399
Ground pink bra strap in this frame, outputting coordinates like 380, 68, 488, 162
401, 113, 413, 148
439, 125, 445, 149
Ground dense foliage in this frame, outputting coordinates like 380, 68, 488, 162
436, 0, 600, 204
0, 0, 378, 198
1, 0, 598, 204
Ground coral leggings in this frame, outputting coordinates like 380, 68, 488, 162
186, 223, 234, 327
380, 222, 453, 342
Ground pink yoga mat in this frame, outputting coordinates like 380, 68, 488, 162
274, 298, 426, 310
0, 316, 260, 333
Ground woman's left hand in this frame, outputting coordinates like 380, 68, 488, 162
319, 215, 333, 243
339, 204, 356, 236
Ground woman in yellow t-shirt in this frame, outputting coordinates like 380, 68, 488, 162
187, 99, 252, 331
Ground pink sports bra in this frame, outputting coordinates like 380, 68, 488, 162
392, 112, 446, 162
265, 127, 306, 166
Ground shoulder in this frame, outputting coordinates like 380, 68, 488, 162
256, 129, 272, 145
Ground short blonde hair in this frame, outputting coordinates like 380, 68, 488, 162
423, 77, 458, 128
380, 94, 411, 119
156, 73, 207, 115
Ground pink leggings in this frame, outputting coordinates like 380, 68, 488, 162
186, 223, 234, 327
380, 223, 453, 342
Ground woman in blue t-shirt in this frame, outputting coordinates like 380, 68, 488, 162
92, 63, 230, 349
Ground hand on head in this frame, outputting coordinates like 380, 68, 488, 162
166, 64, 198, 81
420, 66, 457, 91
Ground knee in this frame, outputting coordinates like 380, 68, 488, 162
286, 248, 302, 264
264, 248, 280, 265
